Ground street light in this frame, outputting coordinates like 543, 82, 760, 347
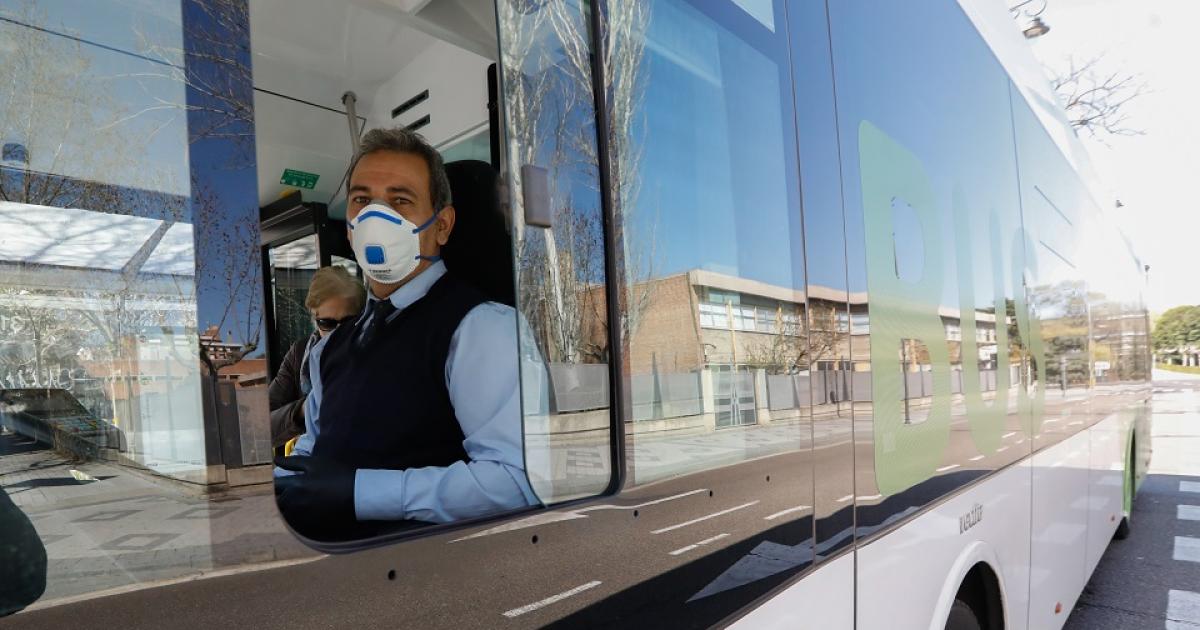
1010, 0, 1050, 39
1023, 16, 1051, 39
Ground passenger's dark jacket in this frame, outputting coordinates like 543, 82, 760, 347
269, 338, 311, 449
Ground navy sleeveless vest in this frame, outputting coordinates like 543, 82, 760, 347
312, 272, 486, 470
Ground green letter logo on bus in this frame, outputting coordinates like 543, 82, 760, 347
858, 120, 1045, 497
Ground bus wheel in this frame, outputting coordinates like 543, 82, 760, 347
945, 599, 983, 630
1115, 514, 1131, 540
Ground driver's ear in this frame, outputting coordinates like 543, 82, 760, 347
435, 205, 455, 247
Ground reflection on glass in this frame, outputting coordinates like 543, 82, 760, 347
608, 0, 812, 497
0, 0, 312, 611
267, 235, 319, 373
498, 0, 614, 503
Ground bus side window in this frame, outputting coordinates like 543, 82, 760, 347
496, 1, 615, 504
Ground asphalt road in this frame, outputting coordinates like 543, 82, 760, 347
1065, 372, 1200, 630
3, 377, 1177, 629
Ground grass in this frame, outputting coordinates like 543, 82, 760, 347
1156, 363, 1200, 375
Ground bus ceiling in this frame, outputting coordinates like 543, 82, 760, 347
248, 0, 499, 217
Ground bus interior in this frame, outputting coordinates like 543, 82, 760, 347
252, 0, 503, 377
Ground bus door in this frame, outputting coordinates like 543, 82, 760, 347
259, 193, 356, 379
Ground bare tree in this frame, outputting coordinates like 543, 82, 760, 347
1051, 55, 1148, 141
0, 2, 174, 210
193, 188, 263, 377
742, 305, 844, 375
498, 1, 656, 365
547, 2, 656, 345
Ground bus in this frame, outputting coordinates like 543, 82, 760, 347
0, 0, 1152, 627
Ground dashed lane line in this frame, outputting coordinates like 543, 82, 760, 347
1182, 481, 1200, 494
651, 501, 759, 535
502, 581, 602, 618
764, 506, 811, 521
936, 464, 960, 472
1179, 505, 1200, 522
1174, 536, 1200, 563
580, 488, 709, 513
669, 533, 730, 556
1167, 589, 1200, 630
452, 488, 710, 542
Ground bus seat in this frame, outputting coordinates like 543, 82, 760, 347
442, 160, 515, 307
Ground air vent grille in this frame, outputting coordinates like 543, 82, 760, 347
391, 89, 429, 119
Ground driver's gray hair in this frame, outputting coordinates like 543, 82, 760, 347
349, 127, 452, 210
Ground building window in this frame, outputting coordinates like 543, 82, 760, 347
699, 302, 728, 328
836, 311, 850, 332
851, 311, 870, 334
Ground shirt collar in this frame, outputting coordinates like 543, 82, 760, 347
365, 260, 447, 314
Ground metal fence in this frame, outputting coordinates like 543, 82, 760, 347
547, 363, 609, 414
763, 367, 1018, 408
631, 371, 703, 422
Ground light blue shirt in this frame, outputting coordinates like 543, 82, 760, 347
280, 261, 539, 523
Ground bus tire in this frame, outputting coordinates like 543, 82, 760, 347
1115, 515, 1131, 540
945, 599, 983, 630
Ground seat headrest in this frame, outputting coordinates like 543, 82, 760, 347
442, 160, 515, 306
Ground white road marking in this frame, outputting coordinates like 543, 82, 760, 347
651, 501, 760, 534
1179, 505, 1200, 522
764, 506, 811, 520
1002, 432, 1017, 438
23, 556, 326, 612
581, 488, 709, 513
1167, 589, 1200, 629
936, 464, 960, 472
969, 455, 985, 462
502, 581, 602, 618
669, 533, 730, 556
836, 494, 854, 503
855, 494, 883, 501
1174, 536, 1200, 563
452, 489, 710, 542
1182, 481, 1200, 494
997, 446, 1009, 452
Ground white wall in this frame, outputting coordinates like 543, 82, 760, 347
367, 38, 492, 147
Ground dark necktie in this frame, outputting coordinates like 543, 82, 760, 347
357, 299, 397, 349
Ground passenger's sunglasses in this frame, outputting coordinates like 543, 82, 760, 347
314, 315, 356, 332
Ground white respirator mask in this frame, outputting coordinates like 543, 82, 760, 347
348, 200, 441, 284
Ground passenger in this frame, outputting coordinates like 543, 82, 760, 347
269, 266, 365, 453
274, 127, 537, 538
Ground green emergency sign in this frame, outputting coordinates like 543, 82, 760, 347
280, 168, 319, 189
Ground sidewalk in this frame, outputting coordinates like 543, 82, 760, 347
0, 432, 318, 604
1149, 373, 1200, 476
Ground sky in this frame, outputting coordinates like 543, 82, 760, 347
1021, 0, 1200, 313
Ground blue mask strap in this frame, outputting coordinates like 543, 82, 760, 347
411, 207, 442, 234
416, 254, 442, 262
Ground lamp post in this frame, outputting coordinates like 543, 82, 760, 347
1009, 0, 1051, 39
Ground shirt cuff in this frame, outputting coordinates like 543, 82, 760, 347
354, 468, 405, 521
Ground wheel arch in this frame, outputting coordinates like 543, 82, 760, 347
930, 542, 1007, 630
